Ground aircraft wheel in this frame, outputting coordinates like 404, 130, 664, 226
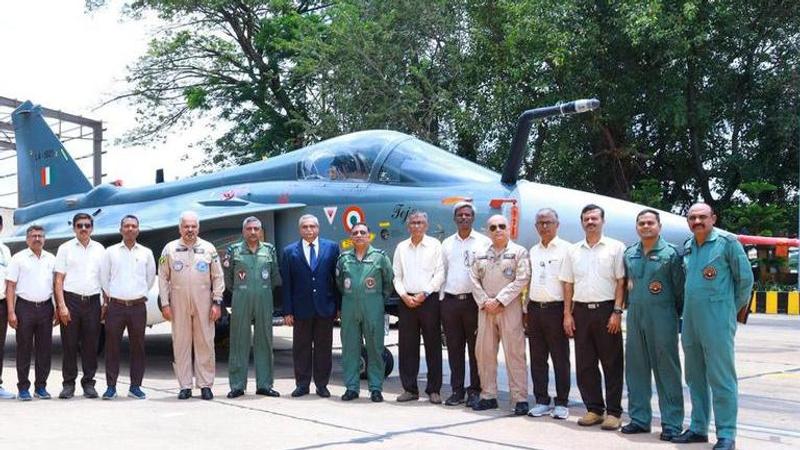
360, 347, 394, 379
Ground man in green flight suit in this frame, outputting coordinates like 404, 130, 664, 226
621, 209, 684, 441
336, 222, 393, 403
672, 203, 753, 450
225, 216, 282, 399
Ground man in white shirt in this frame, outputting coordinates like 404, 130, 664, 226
526, 208, 571, 420
0, 216, 15, 399
440, 201, 490, 407
54, 212, 106, 399
5, 225, 57, 401
560, 204, 626, 430
99, 215, 156, 400
393, 210, 445, 404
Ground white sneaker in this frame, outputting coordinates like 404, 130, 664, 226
527, 403, 552, 417
551, 405, 569, 420
0, 386, 16, 400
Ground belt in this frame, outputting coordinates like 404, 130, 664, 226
444, 292, 472, 300
573, 300, 613, 310
65, 291, 100, 302
110, 297, 147, 306
529, 301, 564, 309
17, 297, 53, 307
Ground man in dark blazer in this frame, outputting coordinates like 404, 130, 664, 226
281, 214, 340, 398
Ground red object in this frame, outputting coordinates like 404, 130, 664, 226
737, 234, 799, 247
489, 198, 517, 209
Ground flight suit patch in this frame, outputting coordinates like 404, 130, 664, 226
237, 270, 247, 281
196, 261, 209, 272
503, 267, 515, 279
365, 277, 376, 289
172, 260, 184, 272
344, 278, 351, 290
222, 254, 231, 268
703, 265, 717, 280
648, 280, 663, 294
261, 268, 270, 280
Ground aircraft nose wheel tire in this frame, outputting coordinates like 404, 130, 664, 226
360, 347, 394, 379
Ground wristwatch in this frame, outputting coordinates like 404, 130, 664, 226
612, 307, 624, 315
212, 300, 223, 306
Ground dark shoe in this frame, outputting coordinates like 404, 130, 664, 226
291, 386, 310, 398
102, 387, 117, 400
316, 386, 331, 398
341, 390, 359, 401
128, 386, 146, 399
200, 387, 213, 400
444, 393, 465, 406
256, 388, 280, 397
370, 391, 383, 403
472, 398, 498, 411
33, 388, 51, 399
59, 385, 75, 399
465, 392, 480, 408
621, 422, 651, 434
177, 389, 192, 400
672, 430, 709, 444
83, 385, 99, 399
660, 429, 681, 441
514, 402, 529, 416
18, 390, 32, 401
227, 389, 245, 399
713, 438, 735, 450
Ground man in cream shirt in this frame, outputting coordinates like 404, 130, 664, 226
560, 204, 626, 430
527, 208, 571, 420
393, 210, 445, 404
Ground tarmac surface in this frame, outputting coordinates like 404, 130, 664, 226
1, 314, 798, 450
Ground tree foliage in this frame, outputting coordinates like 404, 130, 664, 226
91, 0, 800, 234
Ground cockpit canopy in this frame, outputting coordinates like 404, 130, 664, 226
295, 131, 499, 185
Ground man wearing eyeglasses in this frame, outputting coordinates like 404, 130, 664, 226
560, 204, 626, 430
526, 208, 571, 420
336, 223, 393, 402
53, 212, 106, 399
5, 225, 56, 401
439, 201, 490, 408
469, 215, 530, 415
672, 203, 753, 450
393, 210, 445, 404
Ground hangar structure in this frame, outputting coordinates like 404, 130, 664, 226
0, 96, 105, 207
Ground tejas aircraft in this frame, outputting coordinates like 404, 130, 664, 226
10, 99, 789, 327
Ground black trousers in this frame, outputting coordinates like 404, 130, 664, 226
0, 300, 6, 386
60, 292, 101, 388
440, 293, 479, 396
292, 315, 334, 388
573, 301, 624, 417
15, 298, 54, 391
398, 293, 442, 395
527, 301, 571, 406
105, 301, 147, 388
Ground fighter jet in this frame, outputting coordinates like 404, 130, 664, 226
8, 99, 785, 324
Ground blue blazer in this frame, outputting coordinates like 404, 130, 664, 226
280, 238, 340, 320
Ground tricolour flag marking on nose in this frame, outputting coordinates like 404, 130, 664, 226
40, 166, 51, 186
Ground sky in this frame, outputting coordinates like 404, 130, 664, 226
0, 0, 206, 208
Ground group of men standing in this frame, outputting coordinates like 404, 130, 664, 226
0, 200, 752, 450
0, 213, 155, 401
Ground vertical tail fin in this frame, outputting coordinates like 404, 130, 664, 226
11, 101, 92, 207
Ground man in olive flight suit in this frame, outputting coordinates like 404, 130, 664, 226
225, 216, 282, 399
621, 209, 684, 441
337, 222, 393, 403
672, 203, 753, 450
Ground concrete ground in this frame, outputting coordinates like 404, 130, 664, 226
0, 314, 798, 450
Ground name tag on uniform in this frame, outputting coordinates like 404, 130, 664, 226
194, 248, 205, 254
502, 254, 515, 259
